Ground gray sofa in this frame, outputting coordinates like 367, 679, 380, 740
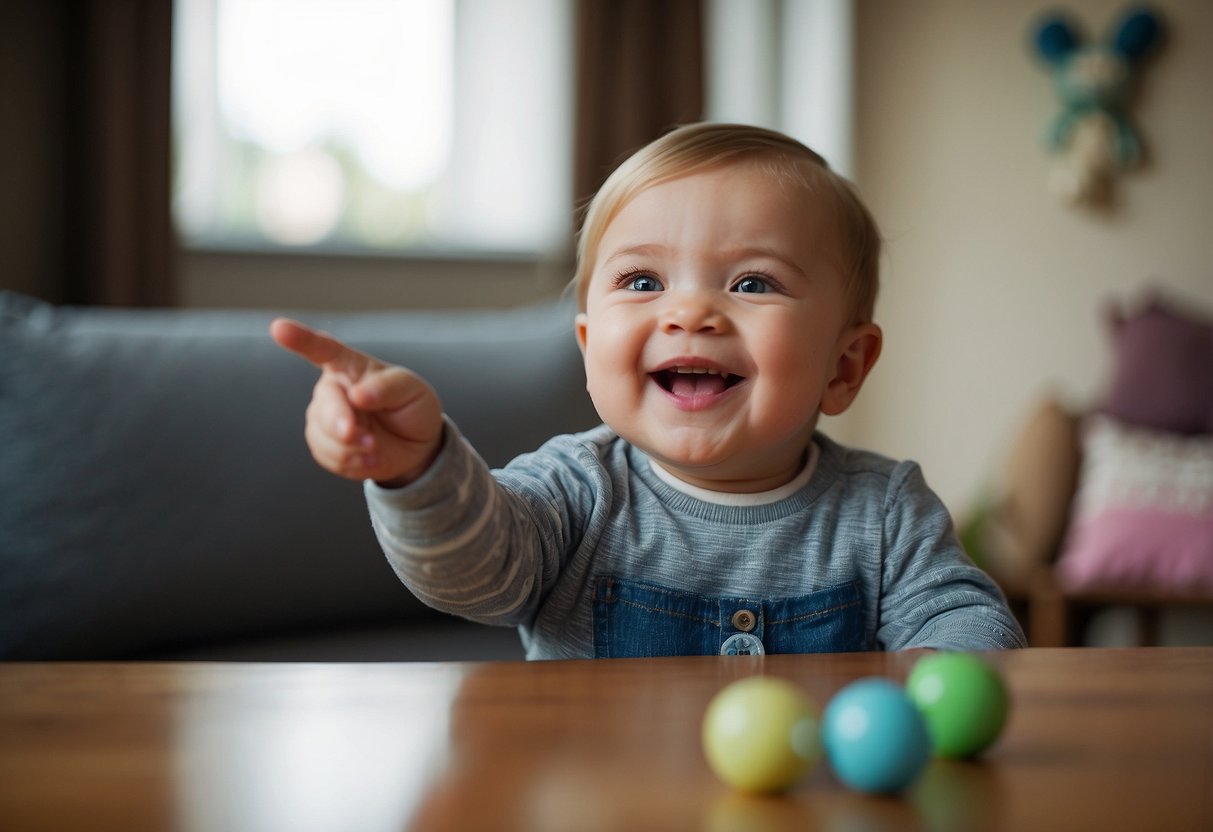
0, 291, 600, 661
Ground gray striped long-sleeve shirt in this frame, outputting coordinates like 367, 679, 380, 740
365, 419, 1026, 659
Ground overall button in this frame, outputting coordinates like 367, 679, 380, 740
731, 609, 757, 632
720, 633, 765, 656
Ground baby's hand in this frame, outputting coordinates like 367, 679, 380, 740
270, 318, 444, 487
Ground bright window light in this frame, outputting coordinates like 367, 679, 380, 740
173, 0, 571, 255
705, 0, 854, 177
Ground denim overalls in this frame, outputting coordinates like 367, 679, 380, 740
592, 576, 867, 658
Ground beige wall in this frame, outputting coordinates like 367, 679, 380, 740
826, 0, 1213, 515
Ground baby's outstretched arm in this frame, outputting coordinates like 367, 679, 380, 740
269, 319, 444, 487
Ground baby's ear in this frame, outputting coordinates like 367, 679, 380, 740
574, 312, 589, 356
821, 322, 882, 417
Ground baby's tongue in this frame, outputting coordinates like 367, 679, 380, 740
670, 373, 726, 398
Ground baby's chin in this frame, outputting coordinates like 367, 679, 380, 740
617, 417, 817, 493
644, 452, 803, 495
620, 429, 732, 472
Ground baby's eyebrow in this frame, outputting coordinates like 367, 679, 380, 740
603, 243, 669, 265
713, 247, 808, 279
605, 243, 806, 275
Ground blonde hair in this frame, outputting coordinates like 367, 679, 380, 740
572, 123, 881, 322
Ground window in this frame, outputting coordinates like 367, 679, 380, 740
172, 0, 572, 256
705, 0, 854, 177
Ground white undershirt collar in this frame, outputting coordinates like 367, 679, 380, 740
645, 441, 820, 506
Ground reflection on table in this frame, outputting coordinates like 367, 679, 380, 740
1, 648, 1210, 831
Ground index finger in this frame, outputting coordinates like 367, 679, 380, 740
270, 318, 372, 375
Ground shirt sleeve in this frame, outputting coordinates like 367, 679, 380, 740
876, 463, 1027, 650
363, 418, 596, 628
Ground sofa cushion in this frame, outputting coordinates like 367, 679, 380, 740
0, 291, 598, 659
964, 396, 1081, 588
1056, 415, 1213, 596
1100, 296, 1213, 435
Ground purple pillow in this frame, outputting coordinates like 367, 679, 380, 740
1101, 297, 1213, 434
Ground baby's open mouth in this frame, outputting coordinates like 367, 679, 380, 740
651, 366, 745, 397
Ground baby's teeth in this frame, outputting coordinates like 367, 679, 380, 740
673, 366, 720, 375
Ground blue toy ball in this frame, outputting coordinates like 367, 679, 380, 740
822, 678, 932, 794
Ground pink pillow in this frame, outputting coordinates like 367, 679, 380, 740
1056, 415, 1213, 595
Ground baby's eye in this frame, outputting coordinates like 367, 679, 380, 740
626, 274, 664, 292
733, 275, 771, 294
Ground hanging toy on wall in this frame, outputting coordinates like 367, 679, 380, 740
1031, 5, 1163, 206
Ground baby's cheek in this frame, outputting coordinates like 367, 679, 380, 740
752, 367, 828, 429
581, 351, 627, 410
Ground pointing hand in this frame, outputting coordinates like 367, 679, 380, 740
270, 318, 444, 487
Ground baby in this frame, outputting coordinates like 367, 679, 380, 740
271, 123, 1026, 659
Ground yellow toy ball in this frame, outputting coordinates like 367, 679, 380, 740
702, 676, 822, 793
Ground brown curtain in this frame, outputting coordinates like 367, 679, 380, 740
62, 0, 176, 306
574, 0, 704, 213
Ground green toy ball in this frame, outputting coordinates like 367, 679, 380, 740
906, 653, 1009, 759
702, 676, 822, 793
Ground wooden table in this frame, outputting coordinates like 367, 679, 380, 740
1, 648, 1210, 831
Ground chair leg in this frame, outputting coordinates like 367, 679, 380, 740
1139, 607, 1161, 646
1029, 571, 1068, 647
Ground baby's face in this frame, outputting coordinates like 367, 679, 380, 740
576, 163, 877, 493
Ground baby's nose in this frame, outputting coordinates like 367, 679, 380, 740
660, 291, 728, 334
